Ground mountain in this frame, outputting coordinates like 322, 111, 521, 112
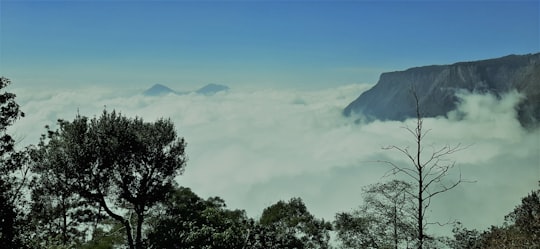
195, 83, 229, 95
142, 83, 230, 96
343, 53, 540, 129
143, 84, 177, 96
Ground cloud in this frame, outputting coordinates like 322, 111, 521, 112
9, 84, 539, 235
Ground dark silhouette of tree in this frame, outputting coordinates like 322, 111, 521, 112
0, 77, 25, 247
33, 110, 187, 249
335, 180, 416, 249
505, 188, 540, 245
471, 187, 540, 248
380, 90, 468, 249
258, 197, 332, 249
146, 186, 250, 249
0, 178, 19, 248
446, 222, 482, 249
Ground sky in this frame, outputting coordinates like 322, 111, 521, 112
1, 0, 539, 241
1, 0, 539, 89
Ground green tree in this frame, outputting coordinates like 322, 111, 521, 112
0, 77, 26, 247
258, 197, 332, 249
146, 186, 250, 249
27, 133, 102, 248
80, 218, 125, 249
504, 188, 540, 246
473, 187, 540, 249
335, 180, 416, 249
33, 110, 187, 249
446, 222, 482, 249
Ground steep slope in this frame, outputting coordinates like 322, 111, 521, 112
143, 84, 177, 96
195, 84, 229, 95
343, 53, 540, 129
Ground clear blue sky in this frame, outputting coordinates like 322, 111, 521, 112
1, 0, 538, 89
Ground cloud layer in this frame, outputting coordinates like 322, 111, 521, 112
10, 84, 539, 234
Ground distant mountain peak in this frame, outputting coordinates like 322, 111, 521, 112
142, 83, 230, 96
143, 84, 176, 96
195, 83, 230, 95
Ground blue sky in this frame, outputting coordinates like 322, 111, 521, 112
1, 0, 539, 89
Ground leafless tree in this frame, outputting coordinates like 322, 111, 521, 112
380, 90, 470, 249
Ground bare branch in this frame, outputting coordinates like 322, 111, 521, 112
375, 88, 475, 249
378, 160, 420, 181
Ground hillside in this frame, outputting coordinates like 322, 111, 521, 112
343, 53, 540, 129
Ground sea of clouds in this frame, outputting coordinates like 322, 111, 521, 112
9, 83, 539, 235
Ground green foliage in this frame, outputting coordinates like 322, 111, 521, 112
0, 77, 24, 161
0, 77, 26, 248
0, 178, 19, 248
335, 180, 416, 249
447, 187, 540, 249
146, 187, 250, 249
32, 110, 187, 249
258, 197, 332, 249
479, 188, 540, 248
505, 189, 540, 245
446, 223, 482, 249
80, 219, 125, 249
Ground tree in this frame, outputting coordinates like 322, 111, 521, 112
380, 91, 467, 249
0, 77, 25, 247
335, 180, 416, 249
446, 222, 482, 249
504, 188, 540, 246
475, 187, 540, 249
258, 197, 332, 249
33, 110, 187, 249
27, 134, 102, 248
146, 186, 251, 249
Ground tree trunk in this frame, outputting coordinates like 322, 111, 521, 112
62, 197, 68, 245
418, 179, 423, 249
124, 220, 135, 249
96, 195, 135, 249
415, 91, 424, 249
394, 204, 398, 249
135, 210, 144, 249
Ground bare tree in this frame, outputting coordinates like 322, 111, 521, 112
380, 90, 469, 249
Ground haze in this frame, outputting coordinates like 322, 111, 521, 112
1, 0, 539, 236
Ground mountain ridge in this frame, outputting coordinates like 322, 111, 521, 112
142, 83, 229, 96
343, 53, 540, 129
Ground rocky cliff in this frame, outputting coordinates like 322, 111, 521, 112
343, 53, 540, 129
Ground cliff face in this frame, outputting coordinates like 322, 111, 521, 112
343, 53, 540, 129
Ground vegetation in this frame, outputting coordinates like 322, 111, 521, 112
379, 90, 469, 248
0, 77, 26, 248
0, 77, 538, 248
335, 180, 416, 249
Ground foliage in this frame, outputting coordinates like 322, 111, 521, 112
446, 223, 482, 249
447, 187, 540, 249
146, 186, 250, 249
32, 110, 187, 249
0, 178, 20, 248
504, 188, 540, 245
478, 188, 540, 248
0, 77, 26, 247
79, 218, 125, 249
258, 197, 333, 249
335, 180, 416, 249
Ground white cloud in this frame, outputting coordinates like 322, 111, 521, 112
9, 84, 539, 235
